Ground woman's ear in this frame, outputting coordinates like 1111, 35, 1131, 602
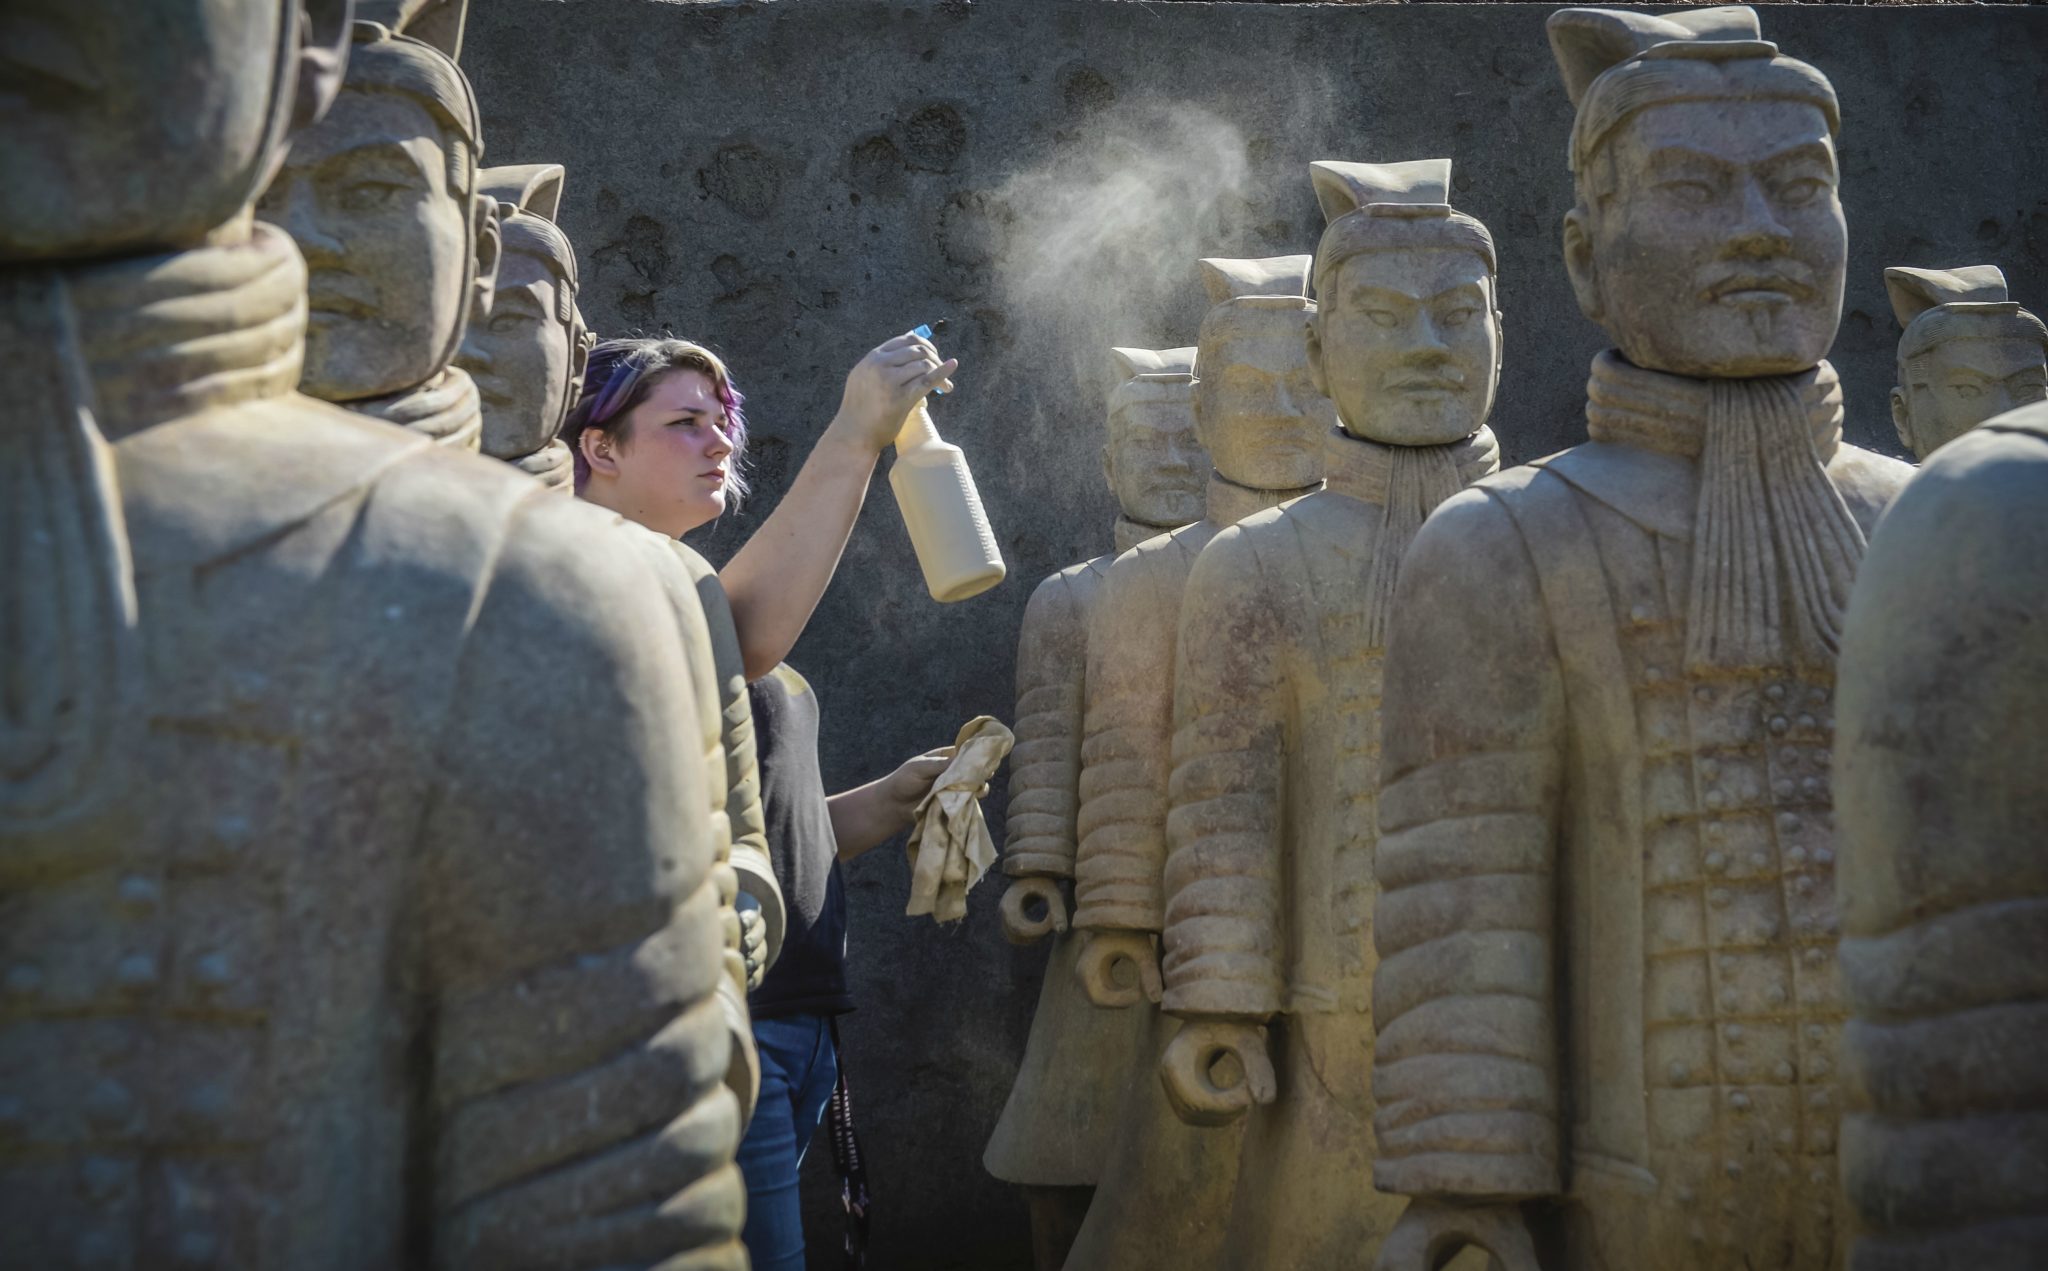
579, 422, 621, 481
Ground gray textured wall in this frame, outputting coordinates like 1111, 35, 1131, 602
463, 4, 2048, 1266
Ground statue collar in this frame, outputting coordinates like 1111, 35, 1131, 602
1205, 469, 1321, 526
55, 219, 306, 442
1322, 423, 1501, 647
1585, 349, 1842, 463
1573, 349, 1865, 670
348, 364, 483, 452
1320, 422, 1501, 506
1113, 514, 1177, 554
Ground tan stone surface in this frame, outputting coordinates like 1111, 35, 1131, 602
258, 19, 500, 451
1371, 8, 1911, 1269
1159, 160, 1502, 1269
985, 347, 1202, 1204
626, 529, 792, 1127
459, 163, 594, 472
0, 4, 745, 1265
1064, 256, 1330, 1271
1837, 400, 2048, 1271
1884, 264, 2047, 461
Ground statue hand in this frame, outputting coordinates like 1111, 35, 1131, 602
999, 877, 1069, 946
1158, 1020, 1277, 1126
1073, 929, 1161, 1008
735, 893, 768, 991
1374, 1201, 1538, 1271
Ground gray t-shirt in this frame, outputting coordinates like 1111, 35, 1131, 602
745, 664, 853, 1018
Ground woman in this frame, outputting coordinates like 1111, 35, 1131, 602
566, 331, 961, 1270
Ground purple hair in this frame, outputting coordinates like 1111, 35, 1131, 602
563, 337, 750, 502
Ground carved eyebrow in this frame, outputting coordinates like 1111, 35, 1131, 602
1758, 141, 1838, 175
311, 140, 433, 183
1345, 284, 1422, 306
1429, 282, 1489, 305
1642, 146, 1736, 172
490, 283, 552, 318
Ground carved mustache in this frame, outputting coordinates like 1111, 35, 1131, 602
306, 270, 378, 319
1386, 370, 1467, 392
1700, 262, 1820, 303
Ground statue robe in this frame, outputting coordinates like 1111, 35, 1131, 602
1837, 401, 2048, 1271
1161, 425, 1497, 1269
983, 515, 1167, 1190
1064, 473, 1312, 1271
1373, 355, 1911, 1271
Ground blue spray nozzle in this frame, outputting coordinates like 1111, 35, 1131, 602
913, 323, 948, 394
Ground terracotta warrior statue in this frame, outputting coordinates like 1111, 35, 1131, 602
1370, 9, 1914, 1269
459, 163, 593, 492
258, 10, 497, 451
985, 345, 1205, 1269
1064, 256, 1332, 1271
0, 2, 748, 1265
1884, 264, 2047, 461
1159, 159, 1502, 1269
1836, 398, 2048, 1271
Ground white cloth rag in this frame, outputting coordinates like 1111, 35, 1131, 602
905, 715, 1015, 923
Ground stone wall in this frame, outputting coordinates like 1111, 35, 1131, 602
463, 3, 2048, 1265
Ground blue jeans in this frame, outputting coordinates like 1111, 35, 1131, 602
737, 1013, 840, 1271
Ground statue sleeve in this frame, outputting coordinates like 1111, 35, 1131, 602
1371, 489, 1565, 1203
677, 546, 785, 968
1159, 528, 1290, 1021
420, 497, 744, 1270
1073, 549, 1180, 933
1838, 424, 2048, 1256
1003, 567, 1093, 879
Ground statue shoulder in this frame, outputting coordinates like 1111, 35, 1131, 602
1829, 441, 1919, 535
665, 538, 719, 584
1516, 441, 1696, 539
1024, 553, 1111, 629
1404, 481, 1548, 603
1189, 501, 1297, 587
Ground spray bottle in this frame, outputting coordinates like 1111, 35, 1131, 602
889, 323, 1006, 602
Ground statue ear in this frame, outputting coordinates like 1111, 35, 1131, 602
1563, 207, 1604, 326
1890, 385, 1915, 456
470, 194, 501, 327
291, 0, 354, 135
1304, 312, 1328, 399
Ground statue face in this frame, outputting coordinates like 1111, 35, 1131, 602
1194, 306, 1334, 492
0, 0, 286, 260
1895, 336, 2048, 459
1312, 248, 1500, 446
1105, 395, 1206, 526
259, 88, 477, 400
459, 247, 576, 459
1567, 99, 1845, 378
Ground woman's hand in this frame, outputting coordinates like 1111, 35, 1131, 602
827, 331, 959, 455
878, 746, 954, 821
